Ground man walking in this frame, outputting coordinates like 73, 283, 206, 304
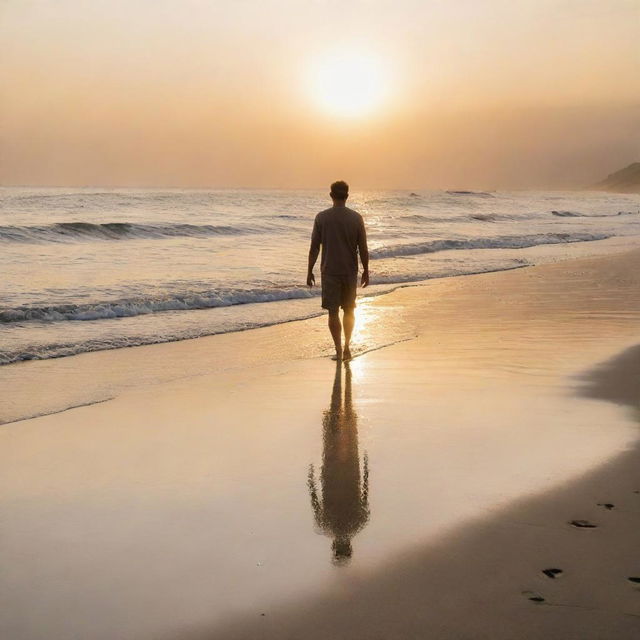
307, 181, 369, 361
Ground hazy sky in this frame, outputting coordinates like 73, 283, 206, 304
1, 0, 639, 189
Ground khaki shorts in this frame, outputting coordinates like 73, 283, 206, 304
321, 273, 358, 311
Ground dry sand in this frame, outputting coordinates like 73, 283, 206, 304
1, 248, 640, 639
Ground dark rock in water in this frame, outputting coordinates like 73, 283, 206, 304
569, 519, 597, 528
409, 192, 420, 197
628, 577, 640, 584
597, 502, 615, 510
542, 568, 563, 579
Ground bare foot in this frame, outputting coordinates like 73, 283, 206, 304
343, 346, 352, 361
331, 348, 343, 361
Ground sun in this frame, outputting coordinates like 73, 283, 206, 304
308, 50, 389, 118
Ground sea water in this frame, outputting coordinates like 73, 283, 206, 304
1, 187, 639, 364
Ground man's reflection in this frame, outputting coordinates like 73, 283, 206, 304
308, 362, 369, 565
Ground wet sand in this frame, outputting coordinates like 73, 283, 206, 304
2, 249, 640, 639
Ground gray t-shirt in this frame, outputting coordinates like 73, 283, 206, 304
310, 206, 368, 276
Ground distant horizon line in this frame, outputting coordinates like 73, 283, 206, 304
0, 183, 596, 193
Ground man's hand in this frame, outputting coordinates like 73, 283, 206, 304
361, 270, 369, 288
307, 272, 316, 288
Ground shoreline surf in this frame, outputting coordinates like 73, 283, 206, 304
3, 187, 639, 368
2, 243, 640, 425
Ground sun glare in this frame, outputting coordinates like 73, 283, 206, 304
308, 50, 388, 118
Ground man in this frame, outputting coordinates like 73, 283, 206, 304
307, 181, 369, 361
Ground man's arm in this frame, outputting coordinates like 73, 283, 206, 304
307, 218, 321, 287
358, 217, 369, 287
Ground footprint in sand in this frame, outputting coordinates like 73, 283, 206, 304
569, 519, 597, 528
522, 590, 545, 603
542, 568, 563, 579
597, 503, 615, 510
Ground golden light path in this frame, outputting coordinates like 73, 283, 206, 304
307, 49, 389, 118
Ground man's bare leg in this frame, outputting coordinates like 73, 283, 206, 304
328, 310, 342, 360
343, 308, 355, 360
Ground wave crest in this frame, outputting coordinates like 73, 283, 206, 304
0, 221, 261, 243
371, 232, 610, 259
0, 286, 317, 324
551, 210, 636, 218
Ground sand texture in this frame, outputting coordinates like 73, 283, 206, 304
2, 249, 640, 639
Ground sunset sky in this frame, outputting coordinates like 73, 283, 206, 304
1, 0, 638, 189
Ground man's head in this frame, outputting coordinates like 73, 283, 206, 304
330, 180, 349, 203
332, 536, 353, 565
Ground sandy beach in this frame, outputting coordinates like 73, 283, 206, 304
4, 1, 639, 637
2, 248, 640, 639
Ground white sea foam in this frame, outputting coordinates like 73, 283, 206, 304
1, 287, 317, 323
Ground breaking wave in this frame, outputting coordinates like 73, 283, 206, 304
0, 221, 264, 243
370, 232, 611, 259
446, 190, 494, 197
551, 210, 636, 218
0, 286, 318, 323
0, 232, 613, 326
0, 262, 532, 364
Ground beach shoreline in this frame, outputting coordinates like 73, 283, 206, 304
2, 247, 640, 639
2, 237, 640, 426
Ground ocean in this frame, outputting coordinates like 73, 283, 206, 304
1, 187, 639, 365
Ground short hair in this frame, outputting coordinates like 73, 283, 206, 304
332, 537, 353, 564
330, 180, 349, 200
